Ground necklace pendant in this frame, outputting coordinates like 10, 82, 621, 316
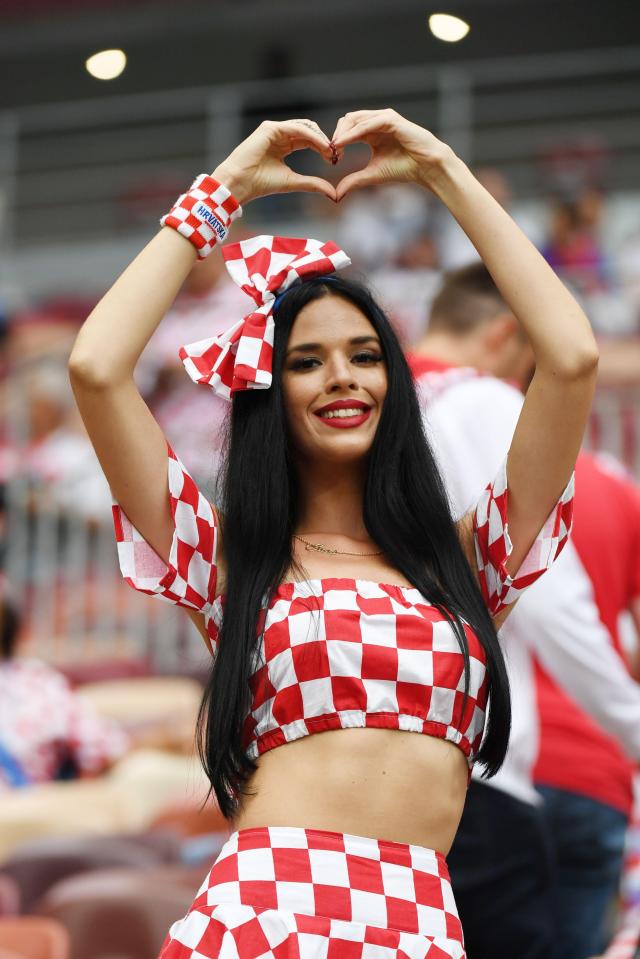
305, 542, 337, 555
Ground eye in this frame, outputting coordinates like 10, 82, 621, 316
352, 351, 383, 364
289, 356, 321, 371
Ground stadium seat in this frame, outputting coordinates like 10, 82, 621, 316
0, 751, 211, 861
37, 865, 204, 959
0, 917, 69, 959
0, 782, 137, 861
0, 833, 181, 913
57, 657, 152, 687
0, 877, 20, 918
149, 798, 229, 838
77, 677, 203, 729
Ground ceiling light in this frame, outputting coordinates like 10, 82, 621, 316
428, 13, 470, 42
85, 49, 127, 81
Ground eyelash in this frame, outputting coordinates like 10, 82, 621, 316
290, 352, 384, 371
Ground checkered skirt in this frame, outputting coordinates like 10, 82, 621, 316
158, 826, 466, 958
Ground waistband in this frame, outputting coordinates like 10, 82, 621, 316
191, 825, 464, 946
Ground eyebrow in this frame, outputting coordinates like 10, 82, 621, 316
286, 335, 381, 356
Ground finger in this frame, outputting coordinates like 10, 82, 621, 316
331, 110, 385, 142
284, 172, 337, 202
333, 116, 391, 149
280, 119, 333, 158
335, 167, 381, 202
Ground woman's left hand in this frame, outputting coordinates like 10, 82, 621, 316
331, 109, 455, 201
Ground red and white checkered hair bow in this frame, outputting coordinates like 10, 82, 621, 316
178, 235, 351, 400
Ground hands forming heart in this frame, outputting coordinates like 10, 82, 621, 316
212, 109, 455, 208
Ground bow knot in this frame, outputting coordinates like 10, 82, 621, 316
178, 235, 351, 400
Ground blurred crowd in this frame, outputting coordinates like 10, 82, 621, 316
1, 162, 640, 958
2, 168, 640, 525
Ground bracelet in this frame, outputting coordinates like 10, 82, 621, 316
160, 174, 243, 258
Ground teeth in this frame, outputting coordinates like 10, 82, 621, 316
319, 408, 367, 419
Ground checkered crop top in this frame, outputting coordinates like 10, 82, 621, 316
112, 440, 574, 766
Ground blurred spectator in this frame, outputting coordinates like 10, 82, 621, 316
542, 188, 610, 295
618, 227, 640, 325
542, 187, 637, 337
8, 360, 113, 521
370, 232, 442, 345
435, 166, 543, 270
335, 178, 432, 272
0, 582, 129, 791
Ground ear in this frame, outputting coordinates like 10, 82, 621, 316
482, 312, 519, 352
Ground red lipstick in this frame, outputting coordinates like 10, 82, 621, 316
313, 399, 372, 429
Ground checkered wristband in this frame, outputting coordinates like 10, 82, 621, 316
160, 174, 243, 258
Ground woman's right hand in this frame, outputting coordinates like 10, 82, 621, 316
211, 119, 337, 206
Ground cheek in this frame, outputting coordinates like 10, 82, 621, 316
282, 375, 308, 420
372, 367, 388, 404
282, 376, 314, 444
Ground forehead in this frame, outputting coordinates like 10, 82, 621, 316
289, 295, 377, 346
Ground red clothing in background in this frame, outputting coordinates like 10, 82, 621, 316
534, 452, 640, 816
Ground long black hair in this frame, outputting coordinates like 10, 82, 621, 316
197, 274, 511, 818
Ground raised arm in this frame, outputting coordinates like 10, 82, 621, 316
68, 119, 335, 630
333, 108, 598, 589
429, 154, 597, 579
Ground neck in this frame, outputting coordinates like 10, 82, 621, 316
295, 458, 370, 541
412, 331, 479, 370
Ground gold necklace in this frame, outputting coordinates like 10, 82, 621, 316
293, 534, 384, 557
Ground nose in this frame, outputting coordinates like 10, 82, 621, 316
325, 354, 359, 393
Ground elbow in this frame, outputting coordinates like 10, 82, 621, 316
68, 353, 122, 390
555, 340, 600, 381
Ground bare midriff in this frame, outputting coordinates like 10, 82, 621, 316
233, 727, 470, 855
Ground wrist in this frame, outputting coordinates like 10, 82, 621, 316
418, 148, 470, 199
211, 164, 249, 206
160, 173, 243, 260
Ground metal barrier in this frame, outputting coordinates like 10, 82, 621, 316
6, 480, 208, 673
588, 388, 640, 478
4, 477, 209, 672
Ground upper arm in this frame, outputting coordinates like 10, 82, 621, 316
69, 372, 223, 628
69, 373, 179, 566
457, 454, 574, 619
499, 366, 593, 578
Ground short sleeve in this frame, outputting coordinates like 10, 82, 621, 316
111, 438, 218, 613
473, 458, 575, 617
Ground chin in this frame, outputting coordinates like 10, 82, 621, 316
312, 437, 375, 465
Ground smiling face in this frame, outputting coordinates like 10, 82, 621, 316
281, 293, 388, 466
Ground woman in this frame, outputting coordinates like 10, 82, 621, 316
69, 110, 598, 958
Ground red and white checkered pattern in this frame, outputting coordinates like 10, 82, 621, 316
210, 578, 490, 765
473, 458, 575, 616
178, 235, 351, 400
158, 826, 466, 958
111, 438, 220, 651
111, 442, 572, 764
160, 174, 242, 259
